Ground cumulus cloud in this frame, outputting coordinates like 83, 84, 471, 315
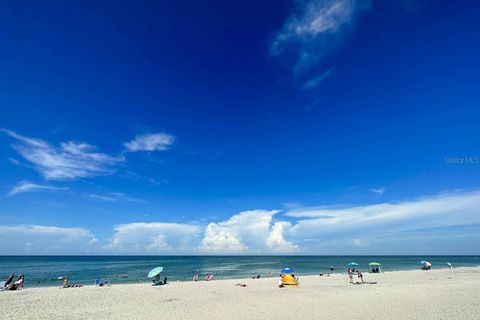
8, 181, 68, 197
2, 129, 124, 180
1, 190, 479, 254
124, 133, 174, 152
200, 210, 299, 253
103, 211, 299, 254
105, 222, 202, 254
0, 225, 98, 255
270, 0, 371, 74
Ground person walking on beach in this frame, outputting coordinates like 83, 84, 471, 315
330, 265, 335, 273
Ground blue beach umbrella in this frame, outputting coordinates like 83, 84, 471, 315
348, 262, 359, 267
148, 266, 164, 278
281, 268, 295, 274
420, 261, 431, 267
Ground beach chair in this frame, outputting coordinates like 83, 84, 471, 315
281, 274, 298, 287
94, 278, 110, 287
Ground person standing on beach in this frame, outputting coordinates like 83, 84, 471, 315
330, 265, 335, 273
357, 272, 364, 283
347, 268, 354, 284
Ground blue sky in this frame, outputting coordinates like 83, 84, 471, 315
1, 0, 479, 255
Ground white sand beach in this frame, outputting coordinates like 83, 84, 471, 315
1, 267, 479, 320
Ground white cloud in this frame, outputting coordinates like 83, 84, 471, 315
124, 133, 174, 152
370, 187, 385, 195
89, 194, 116, 202
2, 129, 124, 180
105, 222, 202, 254
271, 0, 371, 74
1, 191, 479, 255
200, 210, 299, 253
8, 181, 68, 197
89, 192, 143, 203
301, 66, 335, 90
0, 225, 98, 255
286, 190, 480, 253
104, 210, 300, 254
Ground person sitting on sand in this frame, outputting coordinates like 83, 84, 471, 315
447, 262, 453, 269
4, 273, 14, 288
193, 274, 199, 282
62, 277, 83, 288
152, 274, 163, 286
206, 274, 214, 281
278, 277, 284, 288
62, 277, 69, 288
8, 274, 24, 290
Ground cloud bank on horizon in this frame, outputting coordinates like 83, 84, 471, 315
1, 190, 479, 255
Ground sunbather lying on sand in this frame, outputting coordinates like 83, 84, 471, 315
62, 277, 82, 288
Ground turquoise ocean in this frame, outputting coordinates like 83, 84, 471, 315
1, 256, 479, 287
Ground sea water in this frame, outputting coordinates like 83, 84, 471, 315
1, 255, 479, 287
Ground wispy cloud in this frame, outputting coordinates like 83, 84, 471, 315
370, 187, 385, 195
301, 66, 335, 90
270, 0, 371, 74
89, 192, 144, 203
89, 194, 116, 202
285, 190, 480, 253
2, 129, 124, 180
8, 181, 68, 197
124, 133, 174, 152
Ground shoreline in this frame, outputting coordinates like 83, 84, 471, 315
13, 265, 479, 289
2, 267, 479, 319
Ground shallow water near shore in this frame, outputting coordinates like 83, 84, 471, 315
1, 255, 479, 287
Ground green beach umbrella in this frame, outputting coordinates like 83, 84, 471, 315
369, 262, 381, 266
148, 266, 164, 278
